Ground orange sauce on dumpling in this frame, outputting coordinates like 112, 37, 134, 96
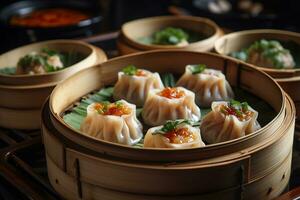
164, 128, 195, 144
135, 70, 147, 76
158, 87, 185, 99
220, 104, 253, 121
94, 102, 131, 116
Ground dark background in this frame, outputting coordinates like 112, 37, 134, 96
0, 0, 300, 53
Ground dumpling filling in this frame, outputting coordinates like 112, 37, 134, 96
219, 100, 254, 121
93, 101, 131, 116
158, 87, 185, 99
144, 119, 205, 148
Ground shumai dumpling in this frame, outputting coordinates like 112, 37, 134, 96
176, 64, 234, 107
80, 100, 143, 145
144, 119, 205, 148
246, 39, 295, 69
16, 49, 64, 75
113, 65, 164, 107
200, 100, 261, 144
142, 87, 201, 126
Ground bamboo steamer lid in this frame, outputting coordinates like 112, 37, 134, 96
42, 91, 295, 200
48, 50, 286, 162
0, 39, 107, 129
118, 16, 223, 55
214, 29, 300, 119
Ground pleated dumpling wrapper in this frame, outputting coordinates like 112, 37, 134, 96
113, 65, 164, 107
200, 100, 261, 144
142, 87, 201, 126
144, 119, 205, 148
80, 100, 143, 145
177, 64, 234, 107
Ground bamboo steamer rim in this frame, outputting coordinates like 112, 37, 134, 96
48, 50, 286, 159
121, 15, 223, 50
0, 80, 59, 90
214, 29, 300, 74
43, 93, 294, 169
0, 39, 107, 85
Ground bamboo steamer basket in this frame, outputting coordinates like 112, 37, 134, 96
0, 40, 107, 129
214, 29, 300, 119
42, 50, 295, 199
117, 16, 223, 55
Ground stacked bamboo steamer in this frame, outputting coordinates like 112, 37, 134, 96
0, 40, 107, 129
42, 50, 295, 200
117, 16, 223, 55
214, 29, 300, 121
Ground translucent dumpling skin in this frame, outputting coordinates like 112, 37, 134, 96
144, 122, 205, 148
200, 101, 261, 144
113, 69, 164, 107
246, 40, 295, 69
80, 100, 143, 145
177, 65, 234, 107
142, 87, 201, 126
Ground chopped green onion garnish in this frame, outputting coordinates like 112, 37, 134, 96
188, 64, 206, 74
122, 65, 138, 76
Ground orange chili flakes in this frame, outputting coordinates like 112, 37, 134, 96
158, 87, 185, 99
164, 128, 195, 144
94, 102, 131, 116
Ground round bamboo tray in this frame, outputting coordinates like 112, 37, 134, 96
42, 89, 295, 200
0, 39, 107, 129
214, 29, 300, 119
117, 16, 223, 55
42, 50, 295, 199
49, 50, 286, 161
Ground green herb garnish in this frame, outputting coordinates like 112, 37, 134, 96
188, 64, 206, 74
153, 27, 189, 45
153, 119, 199, 135
122, 65, 138, 76
115, 100, 123, 108
229, 100, 249, 112
17, 53, 46, 70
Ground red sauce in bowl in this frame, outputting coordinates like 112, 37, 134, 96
10, 8, 90, 28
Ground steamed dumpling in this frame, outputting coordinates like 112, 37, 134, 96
16, 49, 64, 75
113, 65, 164, 107
80, 100, 143, 145
142, 87, 201, 126
176, 64, 234, 107
200, 100, 260, 144
144, 119, 205, 148
246, 39, 295, 69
